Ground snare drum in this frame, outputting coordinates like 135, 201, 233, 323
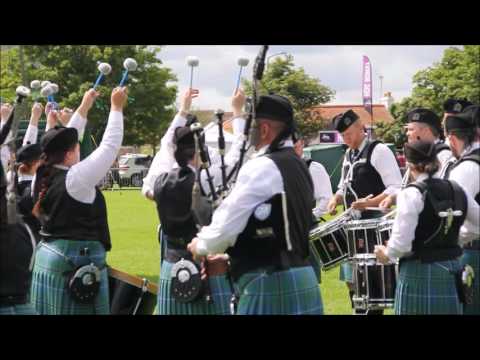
344, 217, 393, 257
352, 254, 398, 310
108, 267, 158, 315
309, 216, 349, 270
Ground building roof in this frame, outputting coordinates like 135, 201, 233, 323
309, 104, 395, 128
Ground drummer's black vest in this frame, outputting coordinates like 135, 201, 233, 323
38, 169, 111, 251
16, 179, 41, 235
406, 178, 467, 263
227, 147, 314, 281
0, 213, 36, 299
153, 167, 211, 255
450, 148, 480, 204
343, 140, 386, 216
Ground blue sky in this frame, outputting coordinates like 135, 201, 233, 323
156, 45, 457, 110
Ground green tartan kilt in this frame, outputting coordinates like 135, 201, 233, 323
235, 266, 324, 315
156, 260, 232, 315
0, 303, 38, 315
30, 239, 110, 315
460, 248, 480, 315
394, 259, 463, 315
339, 261, 353, 283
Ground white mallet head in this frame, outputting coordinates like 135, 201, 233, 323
186, 56, 199, 67
30, 80, 42, 90
16, 86, 31, 97
237, 57, 249, 67
41, 81, 51, 88
123, 58, 138, 72
98, 62, 112, 75
50, 83, 59, 94
40, 85, 54, 98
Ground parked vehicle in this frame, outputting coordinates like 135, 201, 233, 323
118, 153, 152, 187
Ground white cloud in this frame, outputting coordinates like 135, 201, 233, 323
157, 45, 458, 109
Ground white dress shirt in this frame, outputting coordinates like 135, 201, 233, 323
141, 113, 246, 199
309, 160, 333, 217
194, 140, 295, 256
23, 124, 38, 146
336, 137, 402, 197
30, 111, 123, 204
386, 173, 480, 261
1, 118, 12, 174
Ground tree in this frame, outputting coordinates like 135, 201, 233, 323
242, 55, 335, 139
0, 45, 178, 153
375, 46, 479, 147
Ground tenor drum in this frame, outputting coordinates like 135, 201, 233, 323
108, 267, 158, 315
309, 216, 349, 270
344, 216, 393, 257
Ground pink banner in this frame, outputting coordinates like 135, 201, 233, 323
362, 55, 373, 115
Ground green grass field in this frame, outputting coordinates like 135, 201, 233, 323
104, 189, 392, 315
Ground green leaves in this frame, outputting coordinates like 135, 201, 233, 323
243, 54, 335, 139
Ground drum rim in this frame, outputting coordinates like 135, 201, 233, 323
108, 266, 158, 295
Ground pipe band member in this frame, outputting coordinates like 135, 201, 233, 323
15, 142, 43, 235
30, 87, 127, 315
326, 109, 402, 314
188, 94, 324, 315
294, 135, 333, 283
0, 127, 38, 315
445, 106, 480, 314
149, 89, 246, 315
375, 140, 480, 315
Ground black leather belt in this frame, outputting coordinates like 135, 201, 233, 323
0, 295, 28, 306
464, 240, 480, 250
164, 248, 194, 264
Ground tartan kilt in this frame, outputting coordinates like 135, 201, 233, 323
156, 260, 232, 315
339, 261, 353, 283
394, 259, 463, 315
0, 303, 38, 315
460, 249, 480, 315
235, 266, 323, 315
31, 239, 110, 315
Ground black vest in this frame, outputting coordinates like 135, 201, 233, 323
343, 141, 386, 217
153, 167, 211, 254
0, 215, 36, 299
451, 148, 480, 204
227, 147, 314, 281
16, 179, 41, 235
38, 169, 111, 251
406, 178, 467, 263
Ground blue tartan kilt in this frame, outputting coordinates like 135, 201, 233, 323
30, 239, 110, 315
395, 259, 463, 315
156, 260, 232, 315
339, 261, 353, 283
460, 248, 480, 315
0, 303, 38, 315
235, 266, 324, 315
308, 252, 322, 284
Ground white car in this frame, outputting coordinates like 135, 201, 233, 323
118, 154, 152, 187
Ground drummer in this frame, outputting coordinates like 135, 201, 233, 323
294, 135, 333, 282
30, 87, 127, 315
375, 140, 480, 314
326, 109, 402, 314
444, 107, 480, 314
380, 108, 454, 209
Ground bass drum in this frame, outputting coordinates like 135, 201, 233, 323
108, 267, 158, 315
